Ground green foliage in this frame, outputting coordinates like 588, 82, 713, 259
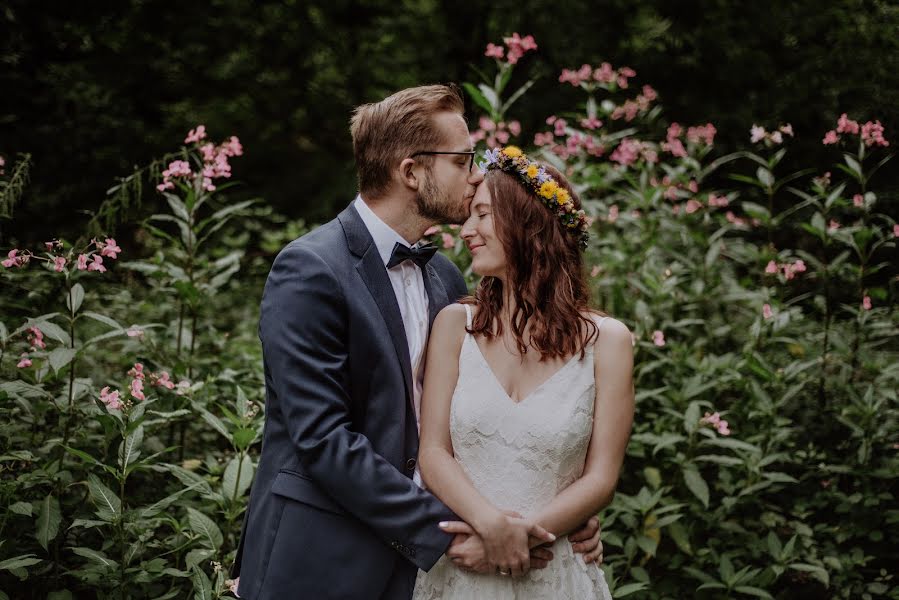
2, 36, 898, 600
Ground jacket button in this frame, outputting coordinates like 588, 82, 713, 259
405, 458, 417, 471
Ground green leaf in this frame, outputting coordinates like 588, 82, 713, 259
191, 567, 213, 600
683, 402, 701, 434
614, 582, 649, 596
141, 482, 203, 519
223, 454, 254, 499
67, 283, 85, 314
461, 82, 493, 115
755, 166, 774, 189
119, 425, 144, 468
35, 494, 61, 551
667, 520, 692, 555
10, 501, 32, 516
0, 555, 42, 571
789, 563, 830, 587
46, 591, 73, 600
186, 507, 223, 550
233, 427, 257, 451
48, 347, 77, 374
87, 474, 121, 521
200, 410, 230, 441
81, 311, 124, 330
70, 547, 117, 569
734, 586, 775, 599
683, 468, 710, 508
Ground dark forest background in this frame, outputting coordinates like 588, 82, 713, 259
2, 0, 898, 244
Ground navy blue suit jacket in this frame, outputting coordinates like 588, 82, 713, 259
234, 203, 468, 599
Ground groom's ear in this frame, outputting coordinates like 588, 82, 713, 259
399, 158, 420, 191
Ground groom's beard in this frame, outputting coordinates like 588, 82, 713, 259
415, 171, 466, 224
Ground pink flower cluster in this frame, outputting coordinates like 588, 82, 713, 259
765, 259, 807, 280
652, 330, 665, 347
610, 85, 658, 122
484, 33, 537, 65
762, 303, 773, 319
662, 122, 717, 158
750, 124, 794, 145
725, 211, 761, 227
610, 138, 657, 166
98, 363, 186, 412
559, 62, 636, 89
707, 193, 730, 208
700, 411, 731, 436
534, 116, 606, 160
470, 116, 521, 147
823, 114, 889, 147
3, 238, 120, 273
862, 295, 872, 311
17, 326, 49, 369
157, 126, 244, 192
0, 155, 5, 176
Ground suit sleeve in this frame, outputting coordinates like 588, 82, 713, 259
259, 243, 454, 570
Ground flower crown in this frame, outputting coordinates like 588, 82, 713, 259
482, 146, 590, 249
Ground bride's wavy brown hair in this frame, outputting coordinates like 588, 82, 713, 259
464, 164, 601, 360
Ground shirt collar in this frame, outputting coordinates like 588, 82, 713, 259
353, 195, 415, 267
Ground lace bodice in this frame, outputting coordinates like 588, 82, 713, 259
413, 305, 612, 599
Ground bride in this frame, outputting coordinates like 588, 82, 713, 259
412, 146, 634, 599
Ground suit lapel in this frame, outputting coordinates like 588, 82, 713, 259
422, 264, 449, 330
339, 204, 415, 411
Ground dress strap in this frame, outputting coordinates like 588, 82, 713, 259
463, 304, 473, 328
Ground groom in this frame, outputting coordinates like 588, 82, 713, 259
233, 84, 601, 599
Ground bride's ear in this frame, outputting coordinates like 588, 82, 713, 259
399, 158, 420, 191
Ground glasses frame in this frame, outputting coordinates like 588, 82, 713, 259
411, 150, 476, 172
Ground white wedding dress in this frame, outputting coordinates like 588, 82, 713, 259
412, 306, 613, 599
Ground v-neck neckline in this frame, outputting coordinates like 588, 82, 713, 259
469, 336, 581, 405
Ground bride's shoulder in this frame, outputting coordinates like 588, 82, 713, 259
583, 311, 632, 349
432, 303, 471, 343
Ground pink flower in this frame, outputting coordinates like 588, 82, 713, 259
533, 131, 554, 146
607, 204, 619, 223
100, 386, 124, 410
130, 378, 146, 401
423, 225, 440, 236
53, 256, 66, 272
76, 254, 88, 270
200, 143, 216, 162
862, 295, 872, 310
652, 330, 665, 347
769, 131, 783, 145
2, 249, 20, 268
685, 199, 702, 214
893, 224, 899, 238
485, 43, 504, 59
99, 238, 121, 259
610, 138, 643, 166
507, 121, 521, 136
765, 260, 778, 274
762, 303, 773, 319
88, 255, 106, 272
779, 124, 794, 137
707, 193, 729, 208
687, 123, 717, 145
175, 379, 192, 396
792, 259, 807, 273
701, 411, 721, 426
153, 371, 176, 390
27, 326, 46, 350
185, 125, 207, 144
222, 136, 243, 157
126, 325, 144, 338
750, 125, 766, 143
128, 363, 145, 379
441, 232, 454, 249
836, 113, 859, 135
553, 119, 567, 137
828, 219, 841, 232
716, 420, 731, 436
590, 265, 601, 277
853, 194, 864, 207
822, 130, 839, 145
17, 354, 32, 368
228, 577, 240, 597
860, 120, 889, 147
581, 117, 602, 130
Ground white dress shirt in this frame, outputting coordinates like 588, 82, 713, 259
354, 196, 429, 486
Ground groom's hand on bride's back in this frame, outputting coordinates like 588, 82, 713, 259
568, 516, 604, 564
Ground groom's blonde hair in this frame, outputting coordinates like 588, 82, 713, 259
350, 84, 465, 199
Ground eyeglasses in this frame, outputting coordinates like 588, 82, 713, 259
411, 150, 477, 172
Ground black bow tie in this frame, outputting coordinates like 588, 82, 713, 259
386, 242, 438, 269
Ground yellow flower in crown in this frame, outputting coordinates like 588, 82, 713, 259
501, 145, 523, 158
526, 163, 540, 179
556, 188, 570, 206
539, 180, 559, 200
